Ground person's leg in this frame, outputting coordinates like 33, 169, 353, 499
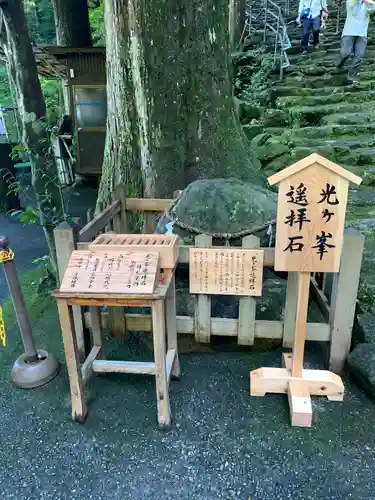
301, 18, 311, 51
348, 35, 367, 81
338, 35, 354, 68
312, 16, 321, 46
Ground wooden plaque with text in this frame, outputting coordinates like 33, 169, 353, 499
268, 154, 362, 273
60, 250, 159, 295
189, 248, 264, 296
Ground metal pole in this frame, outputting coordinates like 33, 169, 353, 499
0, 236, 38, 362
274, 10, 280, 65
264, 0, 268, 43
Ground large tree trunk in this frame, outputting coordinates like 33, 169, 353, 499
0, 0, 63, 274
51, 0, 92, 46
98, 0, 264, 204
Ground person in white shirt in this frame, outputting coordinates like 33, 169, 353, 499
297, 0, 329, 53
338, 0, 375, 83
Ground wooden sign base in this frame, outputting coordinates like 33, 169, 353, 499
250, 353, 344, 427
250, 271, 344, 428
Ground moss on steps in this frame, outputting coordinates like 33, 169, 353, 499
277, 90, 375, 109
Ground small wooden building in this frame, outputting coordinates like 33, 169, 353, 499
34, 45, 106, 177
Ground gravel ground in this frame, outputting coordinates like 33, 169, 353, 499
0, 310, 375, 500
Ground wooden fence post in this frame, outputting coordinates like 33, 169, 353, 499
283, 272, 299, 347
238, 235, 260, 345
194, 234, 212, 343
54, 222, 88, 360
107, 185, 128, 338
113, 184, 128, 233
329, 229, 364, 374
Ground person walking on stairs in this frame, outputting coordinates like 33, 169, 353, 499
297, 0, 329, 54
338, 0, 375, 83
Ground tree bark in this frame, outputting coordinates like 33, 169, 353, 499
0, 0, 63, 274
51, 0, 92, 47
98, 0, 264, 205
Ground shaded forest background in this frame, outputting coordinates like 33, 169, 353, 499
0, 0, 104, 121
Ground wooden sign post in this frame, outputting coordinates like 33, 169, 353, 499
250, 153, 362, 427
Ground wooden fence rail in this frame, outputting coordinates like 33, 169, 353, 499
54, 191, 364, 374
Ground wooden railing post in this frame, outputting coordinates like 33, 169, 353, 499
238, 235, 260, 345
194, 234, 212, 343
329, 229, 364, 374
54, 221, 88, 360
113, 184, 128, 233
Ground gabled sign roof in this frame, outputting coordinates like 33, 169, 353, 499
267, 153, 362, 187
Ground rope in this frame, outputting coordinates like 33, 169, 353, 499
0, 248, 14, 263
0, 306, 6, 347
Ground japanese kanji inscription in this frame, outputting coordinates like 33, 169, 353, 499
268, 154, 362, 272
60, 250, 159, 294
189, 248, 264, 296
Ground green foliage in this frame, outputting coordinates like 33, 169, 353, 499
358, 279, 375, 312
40, 79, 63, 125
0, 67, 14, 107
233, 46, 273, 107
89, 0, 105, 46
24, 0, 56, 44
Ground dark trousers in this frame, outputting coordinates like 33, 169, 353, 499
338, 35, 367, 80
302, 16, 321, 50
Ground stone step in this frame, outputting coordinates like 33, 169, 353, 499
283, 70, 374, 87
265, 124, 375, 140
276, 89, 375, 109
270, 81, 375, 99
322, 111, 375, 125
286, 102, 374, 126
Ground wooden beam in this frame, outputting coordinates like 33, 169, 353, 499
84, 312, 330, 341
288, 380, 313, 427
310, 277, 330, 322
125, 198, 172, 212
179, 245, 275, 266
283, 272, 298, 347
78, 200, 120, 242
81, 345, 102, 383
250, 366, 344, 400
329, 230, 365, 374
238, 235, 259, 345
166, 348, 176, 385
92, 360, 156, 375
195, 235, 212, 343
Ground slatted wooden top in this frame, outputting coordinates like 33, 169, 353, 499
89, 234, 179, 269
58, 250, 160, 296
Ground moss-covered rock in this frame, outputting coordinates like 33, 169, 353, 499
262, 109, 287, 127
251, 132, 271, 148
257, 143, 290, 164
157, 178, 277, 244
263, 153, 293, 174
242, 123, 264, 141
234, 98, 263, 123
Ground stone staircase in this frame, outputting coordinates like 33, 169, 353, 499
241, 0, 375, 393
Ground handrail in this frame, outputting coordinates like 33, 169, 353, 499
242, 0, 291, 79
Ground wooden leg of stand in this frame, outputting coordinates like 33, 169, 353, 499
288, 379, 312, 427
292, 271, 310, 377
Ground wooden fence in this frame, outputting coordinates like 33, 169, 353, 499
54, 187, 365, 375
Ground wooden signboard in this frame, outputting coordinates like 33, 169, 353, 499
89, 234, 179, 269
269, 154, 362, 273
60, 250, 159, 295
250, 154, 362, 428
189, 248, 264, 296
